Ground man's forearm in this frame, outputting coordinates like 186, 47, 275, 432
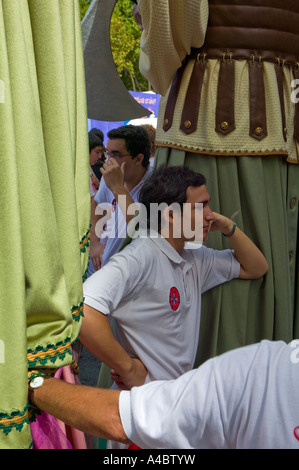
30, 378, 129, 444
80, 305, 147, 388
227, 225, 268, 279
211, 213, 268, 279
80, 305, 134, 376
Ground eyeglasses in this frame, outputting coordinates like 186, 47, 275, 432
106, 151, 131, 159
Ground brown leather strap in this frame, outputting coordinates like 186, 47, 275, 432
215, 57, 235, 135
248, 60, 267, 141
203, 1, 299, 62
293, 69, 299, 143
179, 56, 207, 135
274, 62, 288, 142
163, 60, 187, 132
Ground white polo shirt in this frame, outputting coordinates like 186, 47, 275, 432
93, 166, 152, 267
83, 233, 240, 382
119, 340, 299, 449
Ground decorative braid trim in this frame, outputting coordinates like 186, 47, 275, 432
27, 368, 57, 382
71, 300, 84, 322
0, 405, 31, 435
27, 337, 72, 368
80, 227, 90, 253
82, 264, 89, 281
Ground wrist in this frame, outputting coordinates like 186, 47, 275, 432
111, 185, 127, 199
116, 356, 134, 376
28, 376, 52, 407
223, 221, 237, 238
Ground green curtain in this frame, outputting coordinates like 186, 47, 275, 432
155, 148, 299, 366
0, 0, 90, 449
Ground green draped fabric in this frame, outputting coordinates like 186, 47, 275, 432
155, 148, 299, 366
0, 0, 90, 448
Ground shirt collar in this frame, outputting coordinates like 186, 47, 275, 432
141, 229, 194, 266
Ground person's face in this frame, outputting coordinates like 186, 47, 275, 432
90, 145, 103, 165
106, 138, 143, 181
183, 185, 215, 242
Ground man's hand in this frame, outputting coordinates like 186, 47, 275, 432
209, 212, 235, 235
89, 240, 105, 271
100, 158, 126, 196
110, 358, 148, 390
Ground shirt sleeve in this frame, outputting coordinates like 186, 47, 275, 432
94, 176, 106, 205
119, 342, 266, 449
83, 244, 147, 315
119, 361, 225, 449
195, 246, 240, 293
137, 0, 209, 95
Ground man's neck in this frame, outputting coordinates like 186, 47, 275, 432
124, 166, 147, 193
160, 228, 185, 254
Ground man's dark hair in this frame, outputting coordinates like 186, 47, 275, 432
107, 125, 151, 168
89, 133, 103, 153
89, 127, 104, 141
139, 166, 206, 231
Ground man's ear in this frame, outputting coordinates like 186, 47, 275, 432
161, 205, 174, 225
135, 153, 144, 166
159, 205, 173, 238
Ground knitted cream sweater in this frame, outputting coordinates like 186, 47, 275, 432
137, 0, 299, 162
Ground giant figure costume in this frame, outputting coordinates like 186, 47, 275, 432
137, 0, 299, 365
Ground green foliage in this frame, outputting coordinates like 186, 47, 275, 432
111, 0, 149, 91
79, 0, 91, 20
79, 0, 150, 91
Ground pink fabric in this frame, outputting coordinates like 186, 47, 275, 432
31, 410, 73, 449
30, 347, 90, 449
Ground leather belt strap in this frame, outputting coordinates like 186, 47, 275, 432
248, 59, 267, 141
162, 60, 187, 132
179, 56, 207, 135
163, 48, 296, 142
215, 58, 235, 135
274, 62, 288, 142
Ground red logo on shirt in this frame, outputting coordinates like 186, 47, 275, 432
169, 287, 180, 311
112, 198, 117, 212
294, 427, 299, 441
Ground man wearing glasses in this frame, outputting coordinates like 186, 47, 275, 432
88, 125, 152, 273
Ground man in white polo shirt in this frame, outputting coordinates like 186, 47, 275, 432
88, 125, 152, 275
80, 167, 268, 395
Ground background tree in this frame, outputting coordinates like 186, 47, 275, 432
79, 0, 151, 91
79, 0, 91, 20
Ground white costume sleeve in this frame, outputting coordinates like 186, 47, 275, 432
137, 0, 209, 95
119, 340, 299, 449
119, 364, 226, 449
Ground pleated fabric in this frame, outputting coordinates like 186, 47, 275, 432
0, 0, 90, 448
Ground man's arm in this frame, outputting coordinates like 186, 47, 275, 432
29, 377, 129, 444
210, 213, 268, 279
89, 197, 106, 270
80, 304, 147, 388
